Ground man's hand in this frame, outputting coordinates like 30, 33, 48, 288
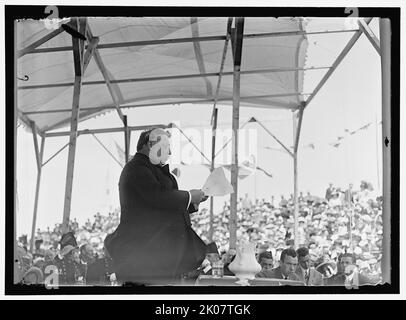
190, 189, 206, 204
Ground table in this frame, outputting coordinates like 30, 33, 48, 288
195, 275, 305, 286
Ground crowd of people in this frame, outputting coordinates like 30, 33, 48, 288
190, 180, 383, 281
15, 180, 383, 286
15, 210, 120, 286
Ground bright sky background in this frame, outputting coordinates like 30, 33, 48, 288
16, 18, 383, 237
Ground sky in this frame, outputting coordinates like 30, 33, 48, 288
15, 17, 384, 237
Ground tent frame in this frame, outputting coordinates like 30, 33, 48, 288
61, 17, 87, 234
17, 17, 390, 283
22, 28, 359, 56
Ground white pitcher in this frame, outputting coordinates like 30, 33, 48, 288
228, 241, 262, 285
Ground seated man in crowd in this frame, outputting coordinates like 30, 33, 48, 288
79, 243, 96, 281
326, 253, 379, 288
295, 247, 323, 286
52, 232, 84, 285
33, 239, 45, 259
181, 242, 220, 282
257, 251, 273, 275
256, 248, 301, 281
222, 249, 236, 276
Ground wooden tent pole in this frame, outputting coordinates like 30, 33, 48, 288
305, 18, 373, 108
229, 18, 244, 250
27, 28, 358, 55
358, 19, 381, 55
209, 107, 218, 242
29, 124, 45, 254
254, 117, 294, 157
292, 112, 299, 249
17, 25, 66, 58
123, 115, 130, 163
380, 18, 391, 284
45, 124, 172, 138
14, 21, 18, 282
209, 18, 233, 242
61, 18, 86, 233
292, 105, 304, 249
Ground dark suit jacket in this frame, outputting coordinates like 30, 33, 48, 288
53, 256, 82, 285
325, 272, 379, 287
295, 267, 324, 286
256, 266, 301, 281
105, 153, 206, 284
325, 187, 334, 201
86, 257, 114, 286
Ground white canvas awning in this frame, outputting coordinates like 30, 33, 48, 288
17, 17, 316, 132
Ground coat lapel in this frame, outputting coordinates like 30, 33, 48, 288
135, 153, 178, 190
308, 269, 315, 285
296, 268, 304, 283
352, 271, 359, 288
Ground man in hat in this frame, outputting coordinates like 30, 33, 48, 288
297, 218, 307, 247
105, 128, 209, 285
257, 251, 273, 275
295, 247, 324, 286
344, 183, 355, 206
78, 243, 95, 281
33, 239, 45, 259
52, 232, 83, 285
316, 260, 336, 279
325, 183, 334, 202
181, 242, 220, 283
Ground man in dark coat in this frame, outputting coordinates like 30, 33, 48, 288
181, 242, 220, 283
325, 183, 335, 201
256, 248, 301, 281
326, 253, 379, 288
52, 232, 83, 285
105, 128, 208, 285
86, 247, 115, 286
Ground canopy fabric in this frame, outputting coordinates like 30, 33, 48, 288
16, 17, 311, 132
16, 17, 360, 133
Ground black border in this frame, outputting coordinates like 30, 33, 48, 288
5, 5, 400, 295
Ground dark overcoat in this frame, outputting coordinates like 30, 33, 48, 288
105, 152, 206, 284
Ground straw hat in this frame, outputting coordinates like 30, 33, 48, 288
22, 266, 44, 284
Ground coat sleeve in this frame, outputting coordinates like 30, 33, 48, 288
315, 270, 324, 286
126, 165, 190, 213
188, 202, 199, 214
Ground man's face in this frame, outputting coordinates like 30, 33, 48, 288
280, 255, 298, 276
260, 258, 273, 271
340, 257, 354, 274
68, 249, 80, 263
298, 254, 310, 270
82, 245, 95, 263
206, 253, 219, 265
65, 251, 74, 262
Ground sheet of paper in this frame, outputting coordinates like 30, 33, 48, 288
202, 167, 234, 196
